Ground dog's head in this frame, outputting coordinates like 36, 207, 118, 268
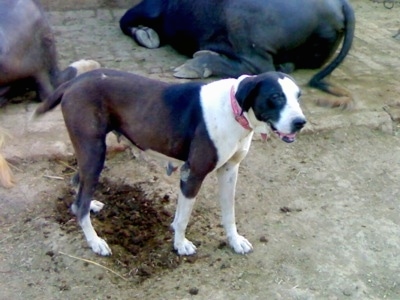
235, 72, 306, 143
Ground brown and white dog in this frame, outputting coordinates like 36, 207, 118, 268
35, 69, 306, 256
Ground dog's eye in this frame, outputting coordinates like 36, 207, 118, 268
267, 93, 285, 108
297, 90, 302, 101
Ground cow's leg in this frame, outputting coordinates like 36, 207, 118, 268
0, 86, 10, 106
173, 51, 245, 78
0, 86, 10, 96
119, 0, 164, 48
276, 62, 296, 74
174, 50, 275, 79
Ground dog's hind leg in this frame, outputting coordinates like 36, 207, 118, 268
70, 136, 112, 256
89, 200, 105, 213
217, 161, 253, 254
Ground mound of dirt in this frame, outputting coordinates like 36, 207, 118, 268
54, 176, 201, 282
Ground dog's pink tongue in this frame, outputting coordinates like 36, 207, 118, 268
284, 133, 296, 139
281, 132, 296, 143
261, 133, 268, 141
274, 130, 296, 143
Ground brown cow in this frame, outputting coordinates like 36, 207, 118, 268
0, 0, 99, 105
0, 0, 100, 187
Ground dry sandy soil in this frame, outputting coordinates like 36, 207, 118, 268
1, 1, 400, 299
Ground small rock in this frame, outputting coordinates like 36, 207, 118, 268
342, 287, 353, 296
189, 287, 199, 295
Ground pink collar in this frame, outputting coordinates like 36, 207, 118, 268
230, 86, 252, 131
230, 85, 268, 141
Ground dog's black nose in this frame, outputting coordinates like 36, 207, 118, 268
292, 118, 307, 131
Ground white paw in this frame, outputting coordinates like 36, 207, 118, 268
90, 200, 104, 213
174, 238, 197, 256
88, 237, 112, 256
229, 235, 253, 254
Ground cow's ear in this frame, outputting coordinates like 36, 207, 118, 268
235, 78, 260, 113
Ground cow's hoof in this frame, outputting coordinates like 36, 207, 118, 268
174, 60, 212, 78
193, 50, 220, 57
133, 27, 160, 49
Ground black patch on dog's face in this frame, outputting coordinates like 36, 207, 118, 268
235, 72, 289, 125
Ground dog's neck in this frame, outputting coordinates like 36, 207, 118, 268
230, 85, 252, 131
231, 76, 269, 141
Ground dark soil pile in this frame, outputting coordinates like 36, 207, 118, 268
54, 176, 191, 282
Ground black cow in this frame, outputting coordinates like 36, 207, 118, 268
120, 0, 355, 106
0, 0, 99, 105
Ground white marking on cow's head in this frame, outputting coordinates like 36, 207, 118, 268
69, 59, 101, 77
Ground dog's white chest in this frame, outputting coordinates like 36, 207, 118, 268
199, 80, 253, 168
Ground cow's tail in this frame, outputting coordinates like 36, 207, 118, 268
56, 59, 101, 87
0, 130, 14, 188
308, 0, 355, 108
34, 80, 72, 115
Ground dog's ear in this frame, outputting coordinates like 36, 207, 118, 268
235, 77, 260, 113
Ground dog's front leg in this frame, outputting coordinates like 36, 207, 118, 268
171, 190, 197, 255
217, 162, 253, 254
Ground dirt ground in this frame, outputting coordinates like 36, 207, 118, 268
1, 1, 400, 299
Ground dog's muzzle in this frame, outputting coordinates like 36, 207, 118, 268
271, 117, 306, 143
291, 117, 307, 132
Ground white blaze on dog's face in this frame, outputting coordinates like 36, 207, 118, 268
272, 76, 305, 139
237, 72, 306, 143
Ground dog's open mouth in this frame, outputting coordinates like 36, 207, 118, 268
270, 124, 297, 143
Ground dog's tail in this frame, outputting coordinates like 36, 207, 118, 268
34, 80, 71, 115
308, 0, 355, 107
0, 130, 14, 188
